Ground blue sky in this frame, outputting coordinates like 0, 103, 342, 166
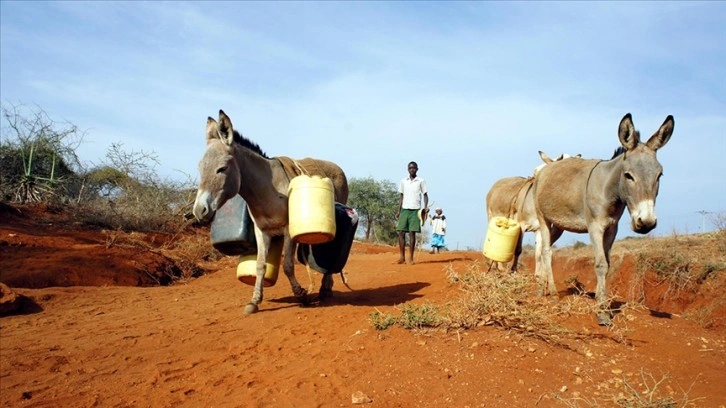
1, 1, 724, 250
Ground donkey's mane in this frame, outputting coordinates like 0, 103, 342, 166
233, 130, 268, 158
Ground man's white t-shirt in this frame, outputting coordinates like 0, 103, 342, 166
399, 176, 427, 210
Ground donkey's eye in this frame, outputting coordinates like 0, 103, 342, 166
624, 172, 635, 181
216, 166, 227, 174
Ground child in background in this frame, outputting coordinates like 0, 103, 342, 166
429, 208, 446, 254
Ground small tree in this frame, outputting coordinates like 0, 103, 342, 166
708, 211, 726, 232
81, 142, 196, 232
1, 103, 84, 203
348, 177, 400, 244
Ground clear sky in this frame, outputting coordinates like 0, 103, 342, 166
1, 1, 724, 250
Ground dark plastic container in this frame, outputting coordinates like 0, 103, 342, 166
210, 194, 257, 256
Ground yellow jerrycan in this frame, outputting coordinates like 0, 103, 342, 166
236, 237, 284, 287
287, 175, 336, 244
482, 217, 521, 263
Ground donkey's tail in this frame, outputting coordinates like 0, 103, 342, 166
340, 270, 354, 291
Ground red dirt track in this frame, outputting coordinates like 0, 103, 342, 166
1, 205, 725, 407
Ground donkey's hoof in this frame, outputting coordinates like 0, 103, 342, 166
596, 312, 612, 326
319, 288, 333, 302
319, 274, 334, 302
296, 288, 310, 306
243, 303, 259, 315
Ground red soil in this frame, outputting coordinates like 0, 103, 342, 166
1, 204, 725, 407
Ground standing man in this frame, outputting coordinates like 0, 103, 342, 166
396, 161, 428, 264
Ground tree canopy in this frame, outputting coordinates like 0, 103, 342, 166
348, 177, 400, 244
1, 102, 195, 232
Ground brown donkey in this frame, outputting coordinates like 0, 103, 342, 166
533, 113, 674, 325
192, 110, 349, 314
484, 151, 576, 273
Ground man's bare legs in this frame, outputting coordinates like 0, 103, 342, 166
397, 231, 406, 264
397, 231, 417, 264
408, 231, 416, 264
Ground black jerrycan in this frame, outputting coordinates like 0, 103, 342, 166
210, 194, 257, 256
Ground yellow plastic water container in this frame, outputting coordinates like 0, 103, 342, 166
236, 238, 284, 287
287, 175, 336, 244
482, 216, 521, 262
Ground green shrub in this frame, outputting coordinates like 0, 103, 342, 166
397, 303, 441, 329
369, 310, 397, 330
369, 303, 442, 331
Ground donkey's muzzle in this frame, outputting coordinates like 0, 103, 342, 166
192, 189, 218, 224
632, 218, 657, 234
192, 203, 214, 224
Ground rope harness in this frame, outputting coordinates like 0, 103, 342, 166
506, 177, 535, 220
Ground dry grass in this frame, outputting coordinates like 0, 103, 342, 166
552, 369, 704, 407
75, 189, 192, 233
556, 231, 726, 329
101, 226, 212, 285
442, 261, 572, 344
370, 260, 642, 348
682, 297, 726, 329
633, 233, 726, 302
372, 227, 726, 341
164, 233, 222, 264
104, 228, 155, 250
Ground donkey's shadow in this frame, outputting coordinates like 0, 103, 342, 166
267, 281, 430, 310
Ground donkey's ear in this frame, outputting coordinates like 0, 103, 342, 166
205, 117, 218, 142
538, 150, 553, 164
217, 110, 235, 146
617, 113, 639, 151
645, 115, 674, 151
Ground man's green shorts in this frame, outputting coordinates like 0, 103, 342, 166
396, 208, 421, 233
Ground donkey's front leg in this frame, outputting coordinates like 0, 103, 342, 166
281, 238, 309, 305
589, 225, 616, 326
244, 232, 270, 315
